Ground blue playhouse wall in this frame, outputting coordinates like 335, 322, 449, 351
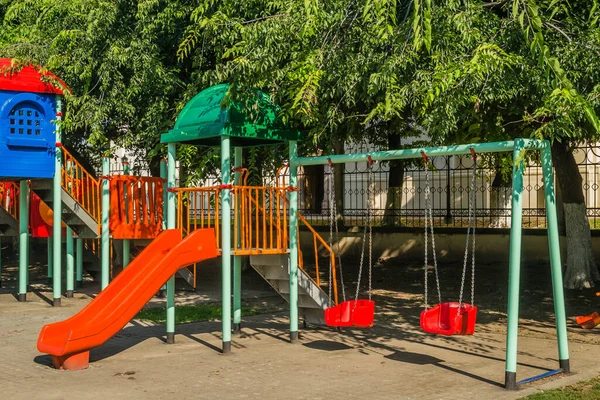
0, 89, 57, 180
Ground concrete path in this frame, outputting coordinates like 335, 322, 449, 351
1, 291, 599, 400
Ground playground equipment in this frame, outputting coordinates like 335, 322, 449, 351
420, 149, 478, 336
290, 139, 570, 390
37, 228, 218, 370
0, 59, 66, 180
0, 59, 173, 302
324, 157, 375, 328
6, 73, 568, 389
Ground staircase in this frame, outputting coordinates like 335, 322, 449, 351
250, 254, 331, 325
30, 147, 100, 239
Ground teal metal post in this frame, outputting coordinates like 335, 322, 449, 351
66, 227, 74, 297
122, 159, 131, 268
541, 142, 570, 373
166, 145, 177, 344
47, 236, 53, 284
221, 136, 232, 353
505, 139, 525, 390
18, 180, 29, 302
52, 96, 63, 306
101, 156, 110, 290
233, 147, 243, 334
76, 238, 83, 288
288, 141, 299, 343
161, 159, 167, 231
159, 159, 167, 296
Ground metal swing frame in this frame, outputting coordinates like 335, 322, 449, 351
289, 139, 570, 390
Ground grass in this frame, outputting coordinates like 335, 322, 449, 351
522, 377, 600, 399
136, 304, 265, 324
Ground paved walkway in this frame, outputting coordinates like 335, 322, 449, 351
1, 290, 599, 400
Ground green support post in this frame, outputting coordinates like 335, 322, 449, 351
159, 159, 167, 296
505, 138, 525, 390
166, 145, 177, 344
541, 142, 570, 373
18, 180, 29, 302
66, 227, 74, 297
47, 236, 53, 284
122, 159, 131, 268
221, 136, 232, 353
76, 238, 83, 288
53, 96, 63, 306
101, 155, 110, 290
288, 141, 299, 343
161, 159, 167, 230
233, 147, 243, 334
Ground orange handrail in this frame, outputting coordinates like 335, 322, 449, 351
61, 147, 101, 223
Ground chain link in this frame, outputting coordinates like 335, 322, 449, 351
368, 165, 373, 302
458, 157, 477, 307
328, 163, 346, 306
424, 160, 442, 309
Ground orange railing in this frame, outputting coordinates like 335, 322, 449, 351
177, 186, 221, 250
0, 182, 20, 221
176, 180, 338, 305
61, 147, 101, 223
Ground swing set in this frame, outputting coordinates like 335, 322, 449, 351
322, 150, 479, 335
288, 139, 571, 390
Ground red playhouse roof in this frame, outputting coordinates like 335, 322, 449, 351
0, 58, 70, 95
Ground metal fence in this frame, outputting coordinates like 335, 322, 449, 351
296, 143, 600, 229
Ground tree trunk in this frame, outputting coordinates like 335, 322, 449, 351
490, 168, 512, 228
302, 165, 325, 214
552, 141, 600, 289
334, 141, 345, 227
383, 133, 404, 226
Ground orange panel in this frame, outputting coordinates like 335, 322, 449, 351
110, 176, 165, 239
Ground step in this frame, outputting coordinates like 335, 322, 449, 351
30, 182, 98, 239
250, 254, 333, 320
0, 207, 18, 236
176, 267, 195, 288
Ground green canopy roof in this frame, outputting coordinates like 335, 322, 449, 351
161, 84, 300, 147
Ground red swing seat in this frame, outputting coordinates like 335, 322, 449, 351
420, 302, 477, 336
325, 300, 375, 328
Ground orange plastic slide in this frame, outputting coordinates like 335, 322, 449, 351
37, 228, 218, 370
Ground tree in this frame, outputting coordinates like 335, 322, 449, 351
1, 0, 195, 170
178, 0, 600, 288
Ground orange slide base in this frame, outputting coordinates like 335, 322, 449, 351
37, 228, 218, 370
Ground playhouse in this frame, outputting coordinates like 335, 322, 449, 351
0, 59, 66, 180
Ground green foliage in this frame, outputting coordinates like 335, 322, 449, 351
2, 0, 599, 178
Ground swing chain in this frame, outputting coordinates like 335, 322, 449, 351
368, 159, 373, 302
328, 160, 346, 306
458, 151, 477, 308
354, 158, 373, 308
423, 154, 442, 309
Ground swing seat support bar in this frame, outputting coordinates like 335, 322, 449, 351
289, 139, 570, 390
